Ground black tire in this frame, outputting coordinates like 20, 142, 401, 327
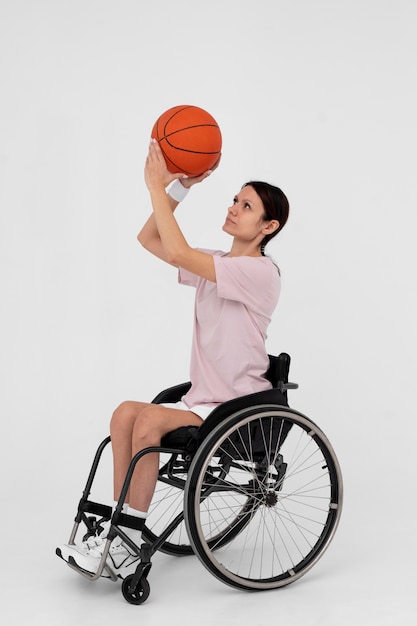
184, 406, 343, 591
121, 575, 151, 605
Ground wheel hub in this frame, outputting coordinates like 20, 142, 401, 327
265, 490, 278, 507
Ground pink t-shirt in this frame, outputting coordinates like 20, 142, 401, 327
179, 250, 281, 408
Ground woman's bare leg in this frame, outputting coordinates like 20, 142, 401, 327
110, 401, 151, 503
128, 405, 203, 512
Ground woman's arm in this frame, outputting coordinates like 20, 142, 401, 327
137, 193, 179, 262
141, 140, 217, 282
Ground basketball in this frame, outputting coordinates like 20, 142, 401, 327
151, 105, 222, 177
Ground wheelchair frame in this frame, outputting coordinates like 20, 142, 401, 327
58, 353, 343, 604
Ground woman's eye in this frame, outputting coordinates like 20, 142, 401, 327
233, 197, 238, 204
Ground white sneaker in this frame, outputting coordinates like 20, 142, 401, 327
56, 523, 141, 579
56, 542, 110, 578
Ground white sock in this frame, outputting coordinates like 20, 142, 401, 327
124, 507, 147, 546
95, 502, 129, 539
113, 500, 129, 514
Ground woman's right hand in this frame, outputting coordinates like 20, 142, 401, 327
180, 154, 221, 189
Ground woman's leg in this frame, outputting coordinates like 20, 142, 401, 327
56, 403, 203, 577
128, 404, 203, 512
110, 400, 151, 504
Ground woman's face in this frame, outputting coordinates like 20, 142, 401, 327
223, 186, 271, 244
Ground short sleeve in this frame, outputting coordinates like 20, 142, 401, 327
213, 255, 280, 315
178, 248, 223, 288
178, 265, 199, 287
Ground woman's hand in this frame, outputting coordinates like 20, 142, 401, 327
144, 139, 221, 191
144, 139, 179, 191
181, 154, 221, 189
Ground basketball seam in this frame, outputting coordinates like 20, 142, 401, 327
161, 125, 220, 155
162, 146, 220, 156
163, 105, 194, 139
154, 106, 193, 141
162, 153, 197, 176
161, 121, 219, 136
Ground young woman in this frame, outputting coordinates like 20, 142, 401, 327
57, 139, 289, 578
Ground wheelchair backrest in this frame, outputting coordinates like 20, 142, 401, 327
265, 352, 291, 388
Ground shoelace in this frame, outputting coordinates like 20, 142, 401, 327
84, 531, 127, 553
84, 535, 106, 549
83, 520, 112, 550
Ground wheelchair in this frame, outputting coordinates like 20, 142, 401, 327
58, 353, 343, 604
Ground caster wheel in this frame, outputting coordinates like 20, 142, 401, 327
122, 574, 150, 605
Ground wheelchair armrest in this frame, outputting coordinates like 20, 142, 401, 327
151, 382, 192, 405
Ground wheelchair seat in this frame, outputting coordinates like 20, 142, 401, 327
158, 352, 294, 451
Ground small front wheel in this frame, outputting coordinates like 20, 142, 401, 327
121, 574, 150, 605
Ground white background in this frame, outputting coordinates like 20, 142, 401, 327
0, 0, 415, 624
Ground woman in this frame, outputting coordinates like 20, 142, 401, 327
57, 139, 289, 578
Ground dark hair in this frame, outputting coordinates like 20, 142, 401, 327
242, 181, 289, 255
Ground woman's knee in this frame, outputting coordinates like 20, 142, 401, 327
110, 401, 147, 434
132, 405, 163, 448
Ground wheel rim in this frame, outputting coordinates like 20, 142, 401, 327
185, 407, 343, 590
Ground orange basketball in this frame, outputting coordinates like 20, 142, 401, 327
151, 105, 222, 177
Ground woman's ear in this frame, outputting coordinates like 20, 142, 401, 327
263, 220, 279, 234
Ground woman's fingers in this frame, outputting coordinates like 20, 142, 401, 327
145, 139, 182, 188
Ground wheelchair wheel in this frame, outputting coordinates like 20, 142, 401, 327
142, 452, 193, 555
122, 575, 150, 605
184, 406, 343, 591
